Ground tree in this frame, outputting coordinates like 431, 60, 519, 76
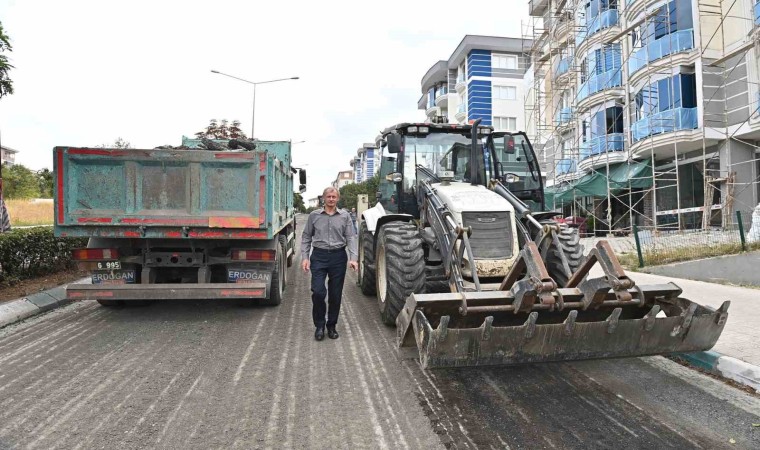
293, 192, 305, 213
97, 137, 131, 149
195, 119, 247, 140
0, 21, 13, 99
37, 168, 53, 198
338, 174, 380, 210
3, 164, 41, 199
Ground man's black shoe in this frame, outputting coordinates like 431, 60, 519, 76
315, 327, 325, 341
327, 327, 339, 339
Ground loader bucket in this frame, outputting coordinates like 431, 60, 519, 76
396, 286, 729, 369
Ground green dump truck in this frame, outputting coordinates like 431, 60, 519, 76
54, 139, 306, 306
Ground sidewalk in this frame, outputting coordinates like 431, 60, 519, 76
589, 265, 760, 392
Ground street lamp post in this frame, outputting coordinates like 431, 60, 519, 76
210, 70, 299, 139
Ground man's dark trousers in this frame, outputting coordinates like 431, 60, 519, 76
310, 247, 348, 328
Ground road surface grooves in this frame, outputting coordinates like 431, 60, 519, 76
0, 264, 441, 449
0, 220, 758, 448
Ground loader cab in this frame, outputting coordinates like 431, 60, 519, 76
492, 132, 545, 211
376, 123, 493, 218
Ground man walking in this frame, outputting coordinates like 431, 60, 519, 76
301, 187, 358, 341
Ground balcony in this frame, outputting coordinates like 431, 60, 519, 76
455, 78, 467, 94
435, 88, 449, 107
578, 69, 622, 102
556, 158, 578, 175
576, 9, 619, 46
628, 29, 694, 76
556, 107, 573, 125
579, 134, 625, 160
455, 103, 467, 122
529, 0, 548, 16
555, 56, 573, 78
631, 107, 698, 142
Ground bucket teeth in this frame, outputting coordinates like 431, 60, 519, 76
606, 308, 622, 334
644, 305, 660, 331
481, 316, 494, 341
524, 312, 538, 340
717, 301, 730, 325
435, 315, 450, 342
563, 310, 578, 336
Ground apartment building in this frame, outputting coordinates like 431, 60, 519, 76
332, 170, 354, 190
0, 145, 18, 165
349, 143, 379, 183
418, 35, 531, 131
527, 0, 760, 232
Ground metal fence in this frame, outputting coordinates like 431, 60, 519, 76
628, 210, 760, 267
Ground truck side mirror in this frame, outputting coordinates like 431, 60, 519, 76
387, 134, 402, 154
299, 169, 307, 185
299, 184, 306, 193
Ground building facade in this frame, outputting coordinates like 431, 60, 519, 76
418, 35, 531, 131
332, 170, 354, 190
349, 143, 379, 183
527, 0, 760, 232
0, 145, 18, 166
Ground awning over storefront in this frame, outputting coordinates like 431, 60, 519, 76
546, 160, 652, 206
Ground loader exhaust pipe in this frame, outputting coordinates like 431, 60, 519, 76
469, 118, 482, 186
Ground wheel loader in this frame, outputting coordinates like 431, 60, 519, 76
358, 120, 729, 369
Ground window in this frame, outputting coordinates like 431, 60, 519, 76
494, 85, 517, 100
494, 116, 517, 131
493, 54, 518, 70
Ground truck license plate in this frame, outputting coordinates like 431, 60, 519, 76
92, 270, 136, 285
228, 269, 270, 284
97, 261, 121, 270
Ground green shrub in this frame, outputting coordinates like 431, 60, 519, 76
0, 228, 88, 285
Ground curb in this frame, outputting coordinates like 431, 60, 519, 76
674, 351, 760, 393
0, 279, 86, 329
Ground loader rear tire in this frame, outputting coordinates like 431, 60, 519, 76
261, 240, 285, 306
376, 222, 425, 326
545, 226, 584, 287
358, 222, 376, 296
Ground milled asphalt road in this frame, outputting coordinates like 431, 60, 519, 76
1, 223, 759, 448
644, 250, 760, 287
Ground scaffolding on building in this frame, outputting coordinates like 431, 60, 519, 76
524, 0, 760, 237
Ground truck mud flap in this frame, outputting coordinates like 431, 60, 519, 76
67, 282, 268, 301
396, 286, 730, 369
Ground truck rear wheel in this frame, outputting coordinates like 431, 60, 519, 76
545, 226, 584, 287
358, 222, 376, 296
375, 222, 425, 326
96, 299, 120, 307
262, 240, 285, 306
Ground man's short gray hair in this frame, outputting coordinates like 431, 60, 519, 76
323, 187, 340, 197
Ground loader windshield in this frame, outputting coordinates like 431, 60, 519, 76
404, 133, 490, 185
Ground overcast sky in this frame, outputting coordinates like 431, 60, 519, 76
0, 0, 528, 201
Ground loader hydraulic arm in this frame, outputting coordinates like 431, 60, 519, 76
419, 179, 480, 293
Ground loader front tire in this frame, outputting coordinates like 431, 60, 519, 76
358, 222, 376, 296
375, 222, 425, 326
545, 226, 584, 287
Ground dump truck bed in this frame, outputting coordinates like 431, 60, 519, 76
53, 144, 293, 240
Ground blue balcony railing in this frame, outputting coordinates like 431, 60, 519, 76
555, 56, 573, 77
632, 107, 698, 142
556, 158, 578, 175
579, 134, 625, 160
629, 29, 694, 75
556, 107, 573, 124
457, 103, 466, 114
576, 9, 619, 46
578, 69, 622, 101
755, 1, 760, 26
